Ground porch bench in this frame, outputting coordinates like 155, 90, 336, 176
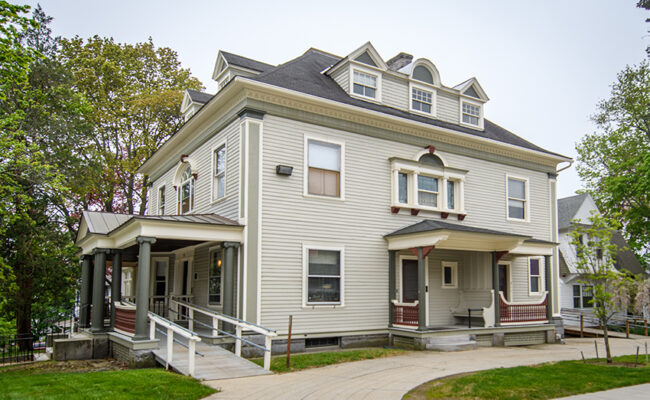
451, 290, 495, 328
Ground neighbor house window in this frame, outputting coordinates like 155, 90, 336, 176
529, 258, 542, 293
447, 181, 455, 210
352, 70, 377, 98
507, 177, 527, 220
398, 172, 408, 204
209, 251, 222, 305
411, 87, 433, 114
462, 102, 481, 126
306, 248, 342, 304
441, 262, 458, 288
177, 166, 194, 214
418, 175, 439, 207
158, 186, 165, 215
573, 285, 594, 308
213, 145, 226, 201
307, 139, 341, 197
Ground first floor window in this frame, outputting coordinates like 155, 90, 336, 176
572, 285, 594, 308
447, 180, 455, 209
418, 175, 438, 207
398, 172, 408, 204
214, 145, 226, 200
412, 88, 433, 113
158, 186, 166, 215
507, 177, 527, 220
177, 166, 194, 214
307, 249, 341, 304
441, 262, 458, 288
308, 139, 341, 197
462, 102, 480, 125
353, 70, 377, 98
529, 258, 541, 293
209, 251, 222, 305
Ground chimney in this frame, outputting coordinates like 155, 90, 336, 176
386, 52, 413, 71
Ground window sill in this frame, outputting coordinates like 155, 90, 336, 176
349, 92, 382, 104
409, 108, 437, 119
303, 193, 345, 202
210, 195, 228, 206
441, 285, 458, 289
303, 303, 344, 309
506, 216, 530, 223
391, 204, 466, 218
459, 120, 484, 130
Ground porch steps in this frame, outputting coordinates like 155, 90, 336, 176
152, 331, 271, 381
425, 334, 477, 352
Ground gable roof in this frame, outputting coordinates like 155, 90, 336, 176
186, 89, 213, 104
557, 193, 589, 230
384, 219, 530, 238
249, 49, 565, 158
221, 51, 275, 73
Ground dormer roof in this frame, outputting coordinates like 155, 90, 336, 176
186, 89, 213, 104
212, 50, 275, 80
454, 77, 489, 102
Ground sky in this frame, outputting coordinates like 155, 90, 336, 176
27, 0, 649, 198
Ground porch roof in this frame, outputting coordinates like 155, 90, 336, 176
384, 220, 555, 255
76, 211, 243, 255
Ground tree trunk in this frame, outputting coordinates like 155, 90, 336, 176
602, 317, 612, 363
15, 272, 34, 351
138, 175, 149, 215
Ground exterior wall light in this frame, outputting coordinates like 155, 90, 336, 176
276, 165, 293, 176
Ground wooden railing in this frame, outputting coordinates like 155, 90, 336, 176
499, 292, 548, 324
392, 300, 419, 327
121, 295, 194, 319
169, 297, 277, 371
148, 311, 202, 377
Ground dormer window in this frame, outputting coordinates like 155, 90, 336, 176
353, 70, 377, 99
413, 65, 434, 84
461, 101, 481, 126
411, 87, 433, 114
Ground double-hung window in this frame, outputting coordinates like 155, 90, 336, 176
158, 186, 165, 215
307, 139, 341, 198
398, 172, 409, 204
306, 249, 342, 304
462, 102, 481, 126
177, 166, 194, 214
353, 70, 377, 99
412, 88, 433, 114
209, 251, 222, 305
507, 177, 527, 220
213, 145, 226, 201
572, 285, 594, 308
417, 175, 439, 208
529, 258, 542, 293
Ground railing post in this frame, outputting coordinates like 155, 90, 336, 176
580, 313, 584, 338
150, 318, 156, 341
166, 327, 173, 369
235, 325, 242, 357
212, 317, 219, 337
491, 252, 500, 327
188, 309, 194, 332
188, 339, 196, 377
264, 336, 272, 371
645, 319, 648, 337
69, 314, 74, 339
626, 320, 630, 338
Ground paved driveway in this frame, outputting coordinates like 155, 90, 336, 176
205, 337, 649, 400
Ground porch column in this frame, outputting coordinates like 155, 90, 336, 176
134, 236, 156, 341
91, 249, 109, 333
110, 251, 122, 329
223, 241, 240, 333
388, 250, 397, 327
492, 252, 501, 327
544, 255, 553, 322
417, 247, 427, 331
79, 255, 92, 328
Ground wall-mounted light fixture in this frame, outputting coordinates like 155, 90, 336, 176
276, 165, 293, 176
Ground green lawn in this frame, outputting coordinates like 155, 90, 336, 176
405, 355, 650, 400
0, 364, 216, 400
251, 347, 408, 373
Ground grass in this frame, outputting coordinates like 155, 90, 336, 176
404, 355, 650, 400
251, 347, 408, 373
0, 360, 216, 400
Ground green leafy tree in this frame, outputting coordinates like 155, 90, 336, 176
576, 61, 650, 267
569, 212, 636, 363
59, 36, 203, 214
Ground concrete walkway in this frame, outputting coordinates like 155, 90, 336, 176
556, 383, 650, 399
205, 337, 650, 400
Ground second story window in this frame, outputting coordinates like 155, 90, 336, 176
462, 102, 481, 126
213, 145, 226, 201
507, 176, 527, 221
353, 70, 377, 99
417, 175, 439, 208
411, 88, 433, 114
447, 181, 455, 209
307, 139, 342, 198
177, 165, 194, 214
398, 172, 408, 204
158, 186, 166, 215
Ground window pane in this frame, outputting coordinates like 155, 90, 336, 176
573, 297, 581, 308
462, 114, 479, 125
447, 181, 455, 209
398, 173, 408, 204
443, 266, 452, 285
530, 259, 540, 276
309, 250, 340, 276
530, 276, 539, 292
418, 191, 437, 207
418, 175, 438, 192
353, 83, 364, 95
209, 252, 222, 304
421, 103, 431, 113
217, 176, 225, 198
365, 87, 376, 98
156, 261, 166, 278
508, 199, 525, 219
308, 141, 340, 171
216, 146, 226, 174
308, 277, 340, 302
573, 285, 581, 296
508, 178, 525, 199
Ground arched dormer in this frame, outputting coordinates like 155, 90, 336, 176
408, 59, 441, 117
409, 59, 441, 87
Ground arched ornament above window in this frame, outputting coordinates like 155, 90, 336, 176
410, 59, 441, 87
172, 156, 199, 188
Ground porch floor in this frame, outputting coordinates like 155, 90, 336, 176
390, 322, 554, 335
152, 328, 271, 381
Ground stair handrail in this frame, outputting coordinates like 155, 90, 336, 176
148, 311, 201, 377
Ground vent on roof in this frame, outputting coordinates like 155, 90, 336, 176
386, 52, 413, 71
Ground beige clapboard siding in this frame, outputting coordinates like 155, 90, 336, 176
259, 114, 553, 334
382, 74, 409, 110
148, 120, 240, 220
437, 91, 460, 124
331, 67, 349, 94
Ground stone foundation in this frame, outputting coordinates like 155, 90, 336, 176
107, 331, 159, 368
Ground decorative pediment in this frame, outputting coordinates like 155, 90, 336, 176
344, 42, 387, 70
454, 77, 489, 102
212, 51, 229, 80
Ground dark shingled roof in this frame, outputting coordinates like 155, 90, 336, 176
557, 193, 589, 230
385, 219, 531, 238
248, 49, 567, 158
222, 51, 275, 73
187, 89, 213, 104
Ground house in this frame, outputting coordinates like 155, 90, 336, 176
558, 193, 645, 316
74, 42, 572, 370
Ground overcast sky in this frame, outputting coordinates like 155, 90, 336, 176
28, 1, 648, 198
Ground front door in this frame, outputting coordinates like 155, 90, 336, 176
498, 264, 509, 301
402, 260, 419, 303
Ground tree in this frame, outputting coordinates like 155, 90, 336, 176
59, 36, 203, 215
576, 61, 650, 267
569, 212, 636, 363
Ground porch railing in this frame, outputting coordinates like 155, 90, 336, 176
121, 295, 194, 319
392, 300, 419, 327
499, 292, 548, 324
148, 311, 201, 377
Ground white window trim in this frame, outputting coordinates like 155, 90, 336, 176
208, 249, 224, 306
302, 244, 345, 308
349, 63, 382, 102
177, 166, 195, 215
506, 174, 530, 222
441, 261, 458, 289
459, 98, 484, 130
409, 81, 437, 118
528, 256, 544, 296
573, 284, 594, 309
156, 184, 166, 216
210, 139, 228, 204
397, 254, 429, 326
303, 134, 345, 201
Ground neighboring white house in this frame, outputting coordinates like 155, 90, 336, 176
75, 42, 574, 364
557, 193, 645, 316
